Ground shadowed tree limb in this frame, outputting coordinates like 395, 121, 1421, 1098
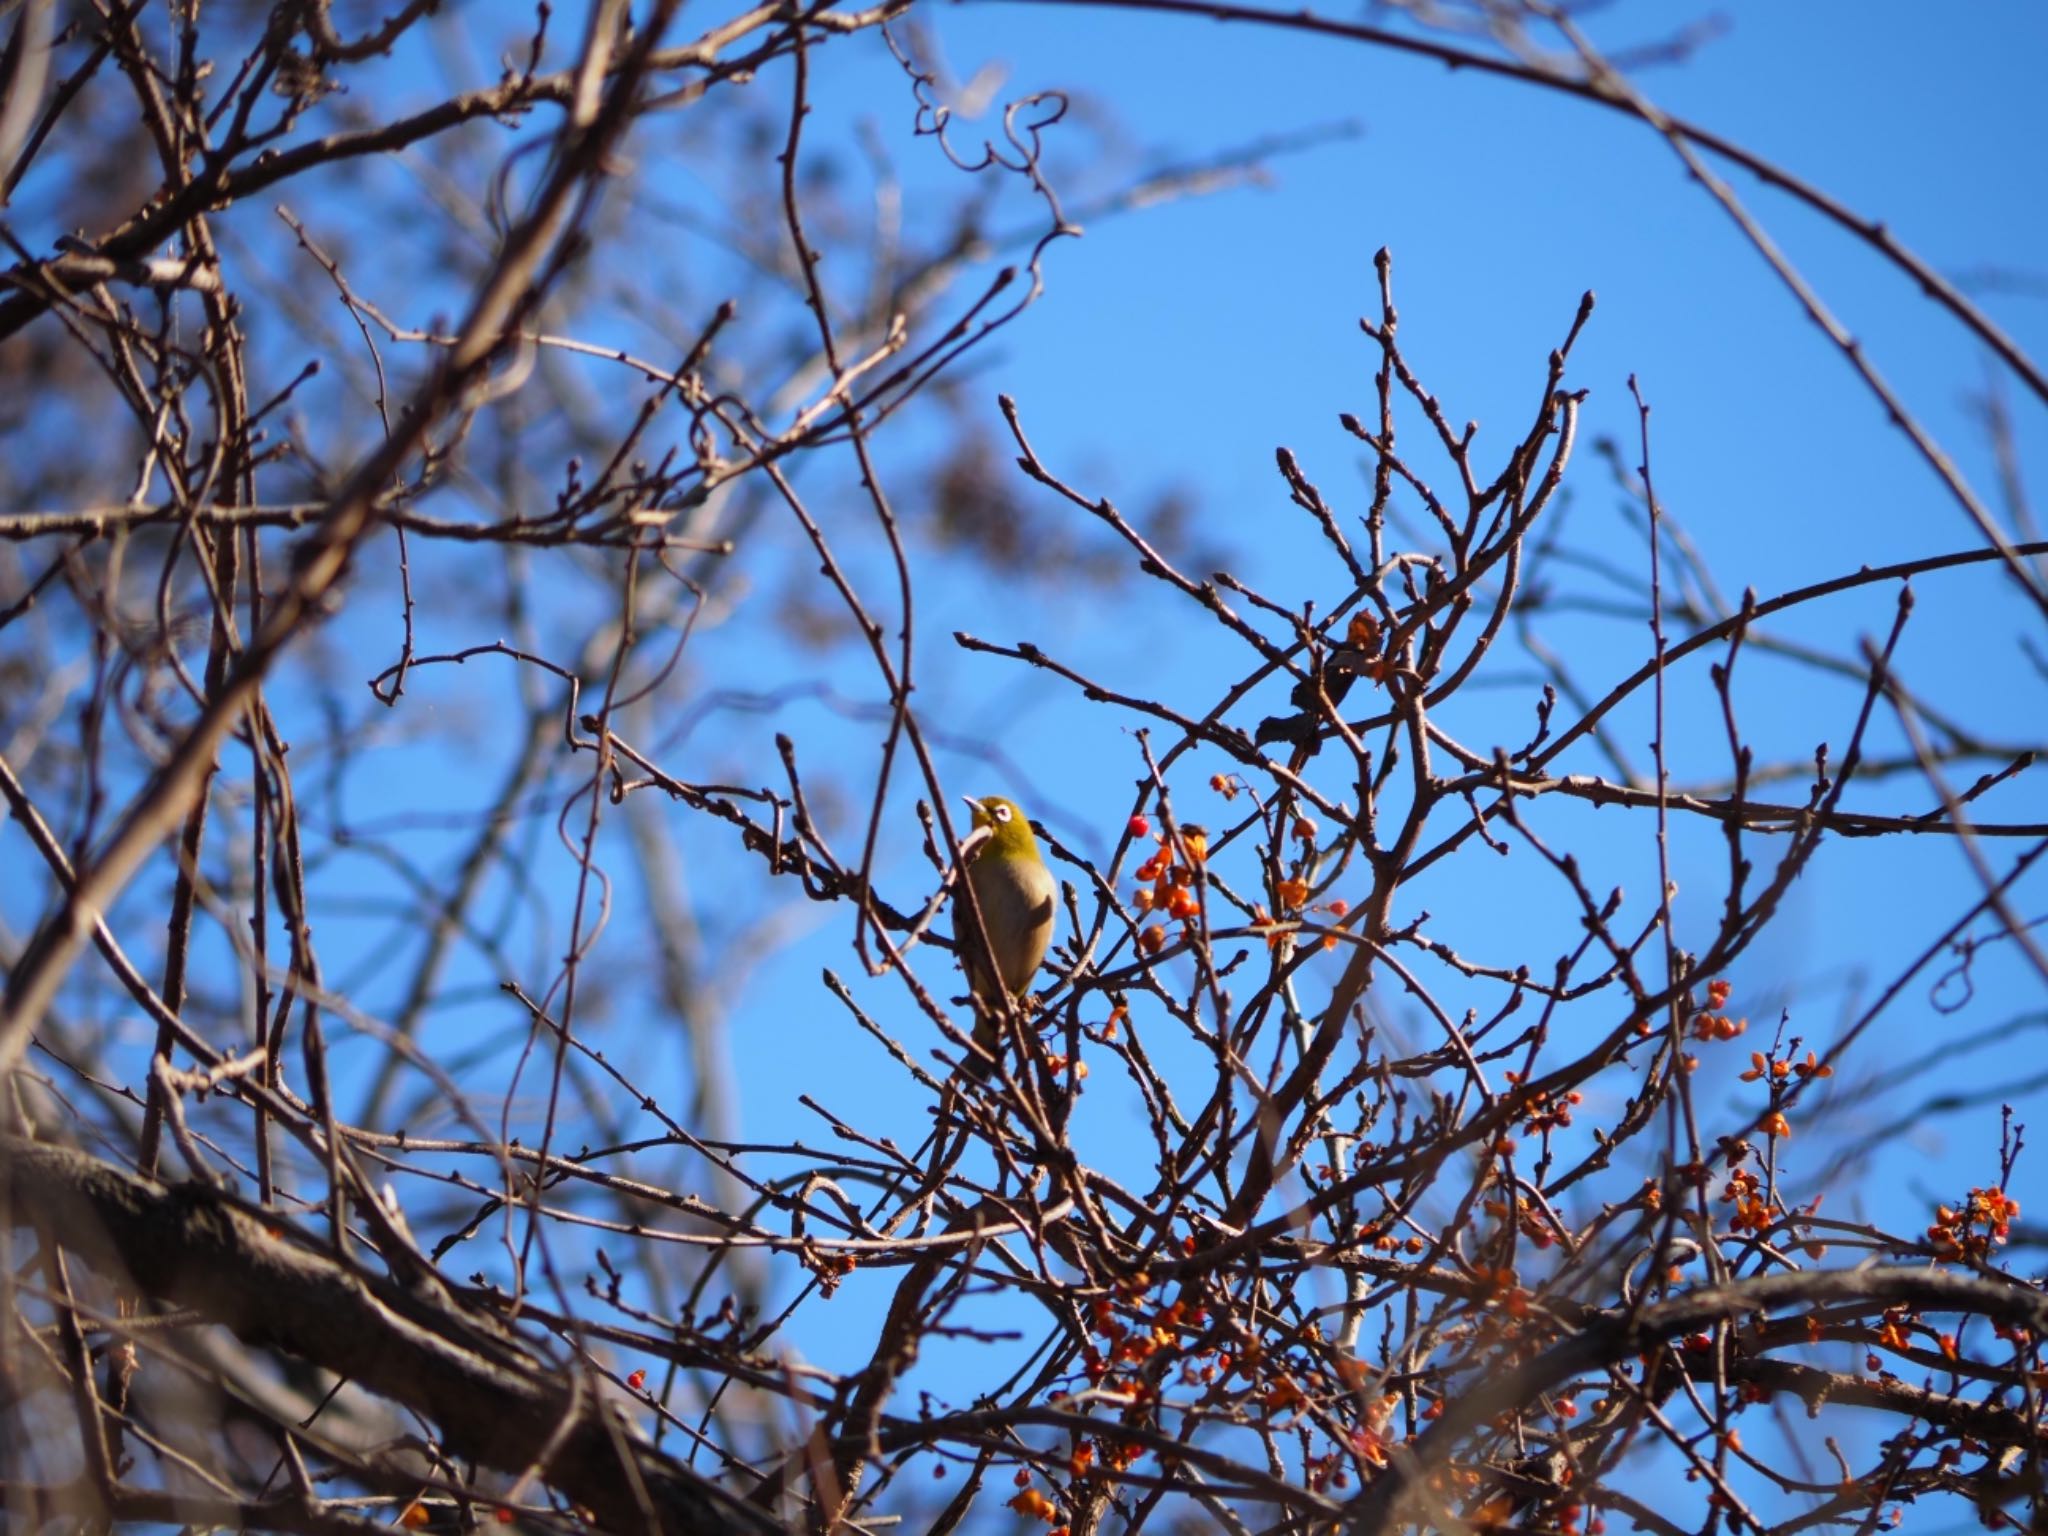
1, 1136, 793, 1536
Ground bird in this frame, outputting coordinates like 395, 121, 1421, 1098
957, 793, 1057, 1075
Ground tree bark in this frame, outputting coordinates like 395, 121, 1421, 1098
2, 1136, 790, 1536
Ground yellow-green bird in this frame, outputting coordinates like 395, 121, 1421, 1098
958, 793, 1057, 1073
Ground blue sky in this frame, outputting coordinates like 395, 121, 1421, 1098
677, 0, 2048, 1451
192, 0, 2044, 1435
7, 0, 2048, 1519
730, 1, 2048, 1164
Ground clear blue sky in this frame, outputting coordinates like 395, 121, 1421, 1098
198, 0, 2042, 1450
8, 0, 2047, 1518
726, 5, 2048, 1171
689, 0, 2048, 1441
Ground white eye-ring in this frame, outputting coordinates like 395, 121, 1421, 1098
994, 804, 1012, 822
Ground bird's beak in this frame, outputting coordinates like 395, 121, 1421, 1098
958, 795, 991, 857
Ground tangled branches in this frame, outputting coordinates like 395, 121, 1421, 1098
3, 3, 2046, 1535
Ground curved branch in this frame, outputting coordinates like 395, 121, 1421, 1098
1006, 0, 2048, 411
1345, 1265, 2048, 1534
1, 1137, 791, 1536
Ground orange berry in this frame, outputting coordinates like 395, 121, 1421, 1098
1006, 1488, 1057, 1520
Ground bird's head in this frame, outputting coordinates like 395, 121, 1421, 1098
962, 794, 1041, 860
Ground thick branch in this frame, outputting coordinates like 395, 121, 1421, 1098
1, 1137, 790, 1536
1345, 1266, 2048, 1534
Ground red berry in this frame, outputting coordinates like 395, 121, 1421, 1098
1127, 814, 1150, 839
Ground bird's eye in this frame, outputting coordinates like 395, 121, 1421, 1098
994, 804, 1011, 822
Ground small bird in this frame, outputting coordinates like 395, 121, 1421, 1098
957, 793, 1057, 1075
